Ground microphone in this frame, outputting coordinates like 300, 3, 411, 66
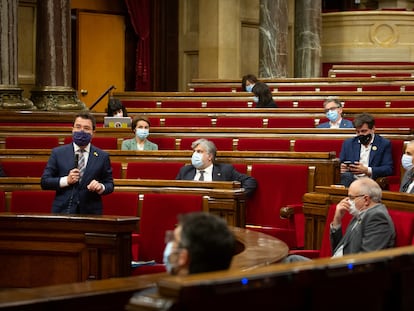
74, 153, 79, 169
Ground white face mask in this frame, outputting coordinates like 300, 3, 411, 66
136, 128, 149, 140
163, 241, 175, 274
114, 111, 123, 117
401, 154, 413, 171
348, 200, 360, 217
246, 84, 254, 92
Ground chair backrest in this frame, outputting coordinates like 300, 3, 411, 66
10, 190, 55, 213
375, 117, 414, 129
179, 137, 234, 151
215, 117, 263, 128
388, 209, 414, 247
1, 161, 47, 177
126, 162, 184, 179
164, 117, 212, 127
5, 136, 60, 149
111, 161, 123, 179
102, 192, 139, 217
267, 118, 316, 128
237, 138, 291, 151
148, 137, 177, 150
294, 139, 343, 156
138, 193, 207, 262
246, 164, 311, 228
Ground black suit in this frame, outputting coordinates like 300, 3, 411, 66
176, 163, 257, 196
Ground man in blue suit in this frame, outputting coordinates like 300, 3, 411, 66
176, 138, 257, 196
41, 112, 114, 214
339, 113, 393, 187
317, 97, 354, 128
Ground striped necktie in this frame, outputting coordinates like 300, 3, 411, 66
78, 149, 86, 180
199, 170, 205, 181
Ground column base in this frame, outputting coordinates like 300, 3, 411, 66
30, 86, 87, 111
0, 86, 36, 110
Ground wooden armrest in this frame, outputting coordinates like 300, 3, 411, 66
279, 204, 303, 219
376, 176, 389, 190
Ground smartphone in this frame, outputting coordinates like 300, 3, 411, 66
343, 161, 352, 166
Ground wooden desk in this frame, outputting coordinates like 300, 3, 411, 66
0, 178, 246, 227
0, 213, 138, 288
0, 227, 287, 311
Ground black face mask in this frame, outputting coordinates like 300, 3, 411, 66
358, 133, 372, 145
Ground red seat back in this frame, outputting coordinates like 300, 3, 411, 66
267, 118, 316, 128
64, 136, 118, 149
237, 138, 291, 151
388, 209, 414, 247
294, 139, 343, 156
215, 117, 263, 128
10, 190, 55, 213
111, 161, 123, 179
138, 193, 205, 262
179, 137, 234, 151
102, 192, 139, 216
5, 136, 60, 149
0, 190, 5, 212
126, 162, 184, 179
1, 161, 47, 177
164, 117, 212, 127
148, 137, 176, 150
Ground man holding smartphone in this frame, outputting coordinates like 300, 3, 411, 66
339, 113, 393, 187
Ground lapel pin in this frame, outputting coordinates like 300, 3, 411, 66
372, 146, 377, 151
94, 151, 98, 156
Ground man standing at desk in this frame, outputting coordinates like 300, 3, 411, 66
41, 112, 114, 214
176, 138, 257, 196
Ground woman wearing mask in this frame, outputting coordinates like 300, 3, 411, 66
121, 116, 158, 150
252, 82, 277, 108
107, 98, 128, 117
241, 74, 258, 92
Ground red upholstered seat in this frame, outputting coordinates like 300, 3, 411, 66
267, 118, 316, 128
246, 164, 310, 249
132, 193, 206, 275
126, 162, 184, 179
164, 117, 212, 127
215, 117, 263, 128
362, 85, 402, 92
389, 100, 414, 108
121, 100, 158, 108
5, 136, 60, 149
148, 137, 176, 150
294, 139, 343, 156
10, 190, 55, 213
387, 139, 404, 192
206, 101, 250, 108
1, 161, 47, 177
343, 100, 386, 108
374, 118, 414, 128
192, 87, 234, 92
179, 137, 234, 151
237, 138, 291, 151
111, 161, 123, 179
161, 101, 203, 108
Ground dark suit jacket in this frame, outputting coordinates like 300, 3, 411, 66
317, 118, 354, 128
41, 143, 114, 214
399, 168, 414, 193
331, 203, 395, 255
339, 134, 393, 179
176, 163, 257, 196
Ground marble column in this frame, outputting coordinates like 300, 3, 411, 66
30, 0, 85, 110
294, 0, 321, 77
259, 0, 288, 78
0, 0, 34, 110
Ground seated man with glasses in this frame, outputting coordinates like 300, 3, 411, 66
317, 97, 354, 128
330, 177, 395, 257
283, 177, 395, 262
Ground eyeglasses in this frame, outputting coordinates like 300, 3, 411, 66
348, 194, 366, 200
324, 106, 340, 113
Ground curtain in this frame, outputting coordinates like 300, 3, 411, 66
125, 0, 151, 91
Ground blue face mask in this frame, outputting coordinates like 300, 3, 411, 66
326, 109, 339, 122
246, 84, 254, 92
191, 152, 204, 168
136, 128, 149, 140
253, 96, 259, 103
73, 131, 92, 147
